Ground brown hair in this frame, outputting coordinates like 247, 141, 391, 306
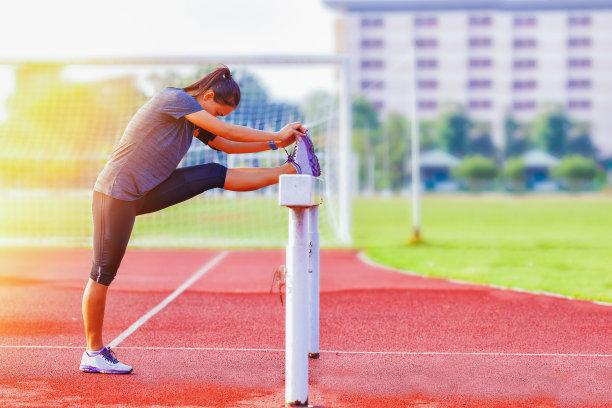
183, 65, 241, 107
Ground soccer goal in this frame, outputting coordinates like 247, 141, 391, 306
0, 55, 352, 247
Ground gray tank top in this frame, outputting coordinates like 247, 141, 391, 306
94, 87, 203, 200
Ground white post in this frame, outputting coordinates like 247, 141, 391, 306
308, 205, 320, 359
338, 56, 353, 245
409, 37, 421, 243
285, 207, 309, 407
279, 174, 323, 407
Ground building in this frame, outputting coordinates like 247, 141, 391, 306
522, 149, 560, 190
324, 0, 612, 156
418, 149, 460, 190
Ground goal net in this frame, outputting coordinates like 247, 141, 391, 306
0, 57, 350, 247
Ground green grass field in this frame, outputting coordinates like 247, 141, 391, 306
2, 191, 611, 302
354, 195, 612, 303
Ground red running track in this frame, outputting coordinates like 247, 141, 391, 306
0, 248, 610, 407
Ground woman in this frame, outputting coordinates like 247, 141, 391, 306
80, 65, 320, 374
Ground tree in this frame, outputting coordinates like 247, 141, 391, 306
0, 63, 146, 188
504, 114, 530, 158
352, 97, 381, 191
532, 106, 572, 157
468, 123, 497, 158
552, 155, 600, 191
436, 107, 472, 157
452, 155, 498, 191
378, 113, 409, 190
567, 123, 597, 158
503, 158, 526, 191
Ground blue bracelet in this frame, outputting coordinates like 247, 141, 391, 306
268, 141, 278, 150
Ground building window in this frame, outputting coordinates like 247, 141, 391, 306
568, 58, 592, 68
468, 79, 493, 89
568, 15, 591, 26
360, 39, 384, 50
414, 16, 437, 27
417, 79, 438, 90
469, 58, 493, 68
513, 59, 537, 69
568, 37, 591, 48
513, 80, 537, 90
514, 16, 537, 27
361, 59, 385, 70
513, 100, 536, 110
513, 38, 537, 49
415, 38, 438, 48
469, 100, 492, 109
567, 100, 591, 110
361, 17, 384, 28
416, 59, 438, 69
371, 100, 385, 110
469, 37, 492, 48
469, 15, 492, 27
418, 100, 438, 110
567, 79, 592, 89
360, 80, 385, 90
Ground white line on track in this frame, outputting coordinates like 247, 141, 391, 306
0, 344, 610, 358
107, 251, 229, 348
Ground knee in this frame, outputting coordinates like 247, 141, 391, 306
90, 263, 119, 286
203, 162, 228, 188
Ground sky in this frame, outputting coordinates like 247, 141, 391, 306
0, 0, 339, 103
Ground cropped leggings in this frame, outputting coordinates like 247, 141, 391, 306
90, 163, 228, 286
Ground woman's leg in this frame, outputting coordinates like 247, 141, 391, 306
83, 192, 138, 351
82, 280, 109, 351
224, 162, 296, 192
137, 162, 295, 214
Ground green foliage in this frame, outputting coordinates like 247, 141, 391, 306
532, 107, 572, 157
567, 123, 597, 158
503, 158, 525, 181
352, 97, 381, 191
378, 113, 409, 190
435, 107, 472, 157
0, 63, 146, 188
452, 155, 498, 190
504, 115, 530, 158
468, 123, 496, 158
553, 155, 599, 190
503, 158, 526, 191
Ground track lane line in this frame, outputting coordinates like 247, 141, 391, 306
0, 344, 609, 358
107, 250, 229, 348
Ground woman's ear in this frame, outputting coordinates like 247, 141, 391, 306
203, 90, 215, 101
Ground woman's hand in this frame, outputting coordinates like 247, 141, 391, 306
275, 134, 297, 149
276, 122, 307, 141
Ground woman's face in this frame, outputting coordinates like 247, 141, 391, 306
198, 91, 236, 117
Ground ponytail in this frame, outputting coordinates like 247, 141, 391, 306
183, 65, 241, 107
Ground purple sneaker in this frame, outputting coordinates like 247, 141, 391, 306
79, 346, 133, 374
287, 133, 321, 177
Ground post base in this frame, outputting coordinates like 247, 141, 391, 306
286, 398, 309, 407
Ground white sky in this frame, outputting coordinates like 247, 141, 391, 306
0, 0, 339, 103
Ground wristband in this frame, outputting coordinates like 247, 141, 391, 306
268, 141, 278, 150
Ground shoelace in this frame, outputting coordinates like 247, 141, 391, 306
101, 347, 119, 364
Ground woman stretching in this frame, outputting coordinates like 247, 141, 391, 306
80, 65, 320, 374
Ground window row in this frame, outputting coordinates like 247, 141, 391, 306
361, 58, 593, 72
359, 15, 591, 30
412, 100, 592, 111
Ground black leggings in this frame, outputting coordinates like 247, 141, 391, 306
90, 163, 228, 285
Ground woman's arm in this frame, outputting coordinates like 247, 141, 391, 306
185, 109, 305, 143
207, 137, 272, 154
